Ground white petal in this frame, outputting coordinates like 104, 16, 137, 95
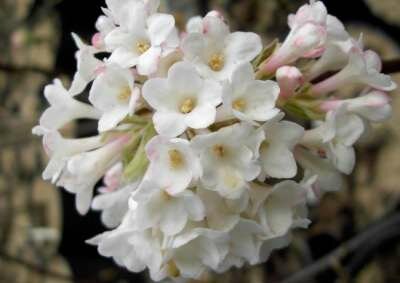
167, 61, 203, 93
98, 107, 129, 132
261, 143, 297, 179
142, 78, 172, 111
137, 46, 161, 75
148, 13, 175, 46
153, 111, 187, 137
184, 105, 216, 129
160, 200, 187, 235
225, 32, 262, 63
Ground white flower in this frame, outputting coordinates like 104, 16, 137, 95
191, 123, 262, 199
182, 11, 262, 81
142, 62, 222, 137
261, 0, 328, 73
40, 130, 104, 183
169, 224, 230, 279
69, 33, 104, 96
259, 113, 305, 179
88, 213, 164, 275
57, 135, 131, 215
312, 48, 397, 95
296, 146, 344, 194
222, 63, 280, 123
105, 2, 178, 75
105, 0, 160, 22
89, 64, 140, 132
37, 79, 101, 131
276, 66, 304, 99
92, 15, 116, 50
145, 136, 202, 195
258, 181, 310, 239
131, 180, 205, 236
92, 180, 141, 228
217, 219, 265, 271
306, 36, 359, 81
302, 105, 365, 174
320, 91, 392, 122
197, 186, 248, 231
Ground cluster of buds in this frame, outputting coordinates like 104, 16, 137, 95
33, 0, 396, 281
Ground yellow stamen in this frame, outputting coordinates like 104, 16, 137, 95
118, 86, 131, 102
213, 144, 226, 158
208, 53, 225, 71
232, 98, 247, 111
136, 41, 150, 54
168, 149, 184, 169
167, 260, 180, 278
161, 191, 172, 201
179, 98, 196, 114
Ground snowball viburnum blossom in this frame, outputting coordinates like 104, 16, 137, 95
34, 0, 396, 281
105, 1, 178, 75
182, 11, 262, 81
145, 136, 202, 195
222, 63, 280, 123
89, 64, 140, 132
143, 62, 222, 137
191, 123, 262, 199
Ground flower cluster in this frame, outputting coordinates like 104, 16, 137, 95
33, 0, 396, 281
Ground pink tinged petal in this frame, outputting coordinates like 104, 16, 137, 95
153, 111, 187, 137
145, 135, 166, 162
364, 50, 382, 72
147, 13, 175, 46
184, 105, 216, 129
276, 66, 303, 99
225, 32, 263, 63
137, 46, 161, 76
202, 13, 230, 40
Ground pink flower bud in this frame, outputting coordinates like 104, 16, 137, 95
276, 66, 304, 99
91, 32, 104, 50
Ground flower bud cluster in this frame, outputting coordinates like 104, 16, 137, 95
33, 0, 396, 281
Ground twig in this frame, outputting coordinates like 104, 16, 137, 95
281, 211, 400, 283
0, 250, 72, 281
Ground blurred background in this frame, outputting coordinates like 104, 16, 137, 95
0, 0, 400, 282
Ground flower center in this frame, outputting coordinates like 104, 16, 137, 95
213, 144, 226, 158
167, 260, 180, 278
232, 98, 247, 111
208, 53, 225, 71
168, 149, 184, 169
179, 98, 196, 114
136, 41, 150, 54
118, 86, 131, 102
